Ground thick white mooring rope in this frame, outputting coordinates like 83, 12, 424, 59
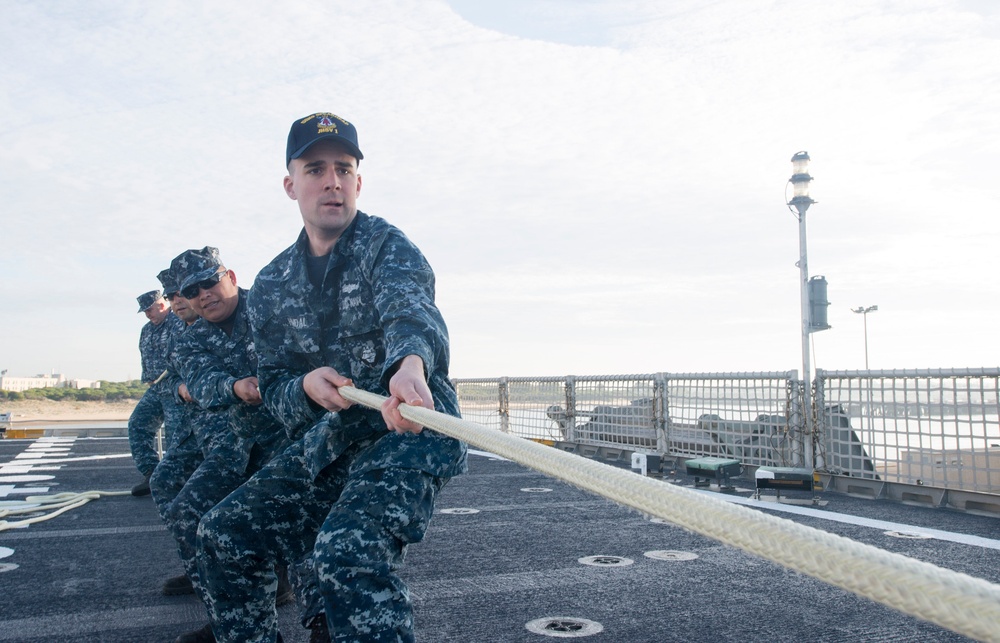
342, 386, 1000, 643
0, 491, 132, 531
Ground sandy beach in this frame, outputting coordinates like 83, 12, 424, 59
1, 399, 137, 422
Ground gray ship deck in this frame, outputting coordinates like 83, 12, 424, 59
1, 428, 998, 642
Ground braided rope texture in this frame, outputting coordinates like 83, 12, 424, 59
342, 386, 1000, 642
0, 491, 132, 531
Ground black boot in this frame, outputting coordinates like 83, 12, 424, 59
307, 614, 330, 643
162, 573, 194, 595
130, 472, 152, 497
276, 565, 294, 607
174, 623, 214, 643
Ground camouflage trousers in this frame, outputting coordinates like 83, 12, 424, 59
157, 431, 286, 615
149, 432, 204, 524
197, 437, 446, 643
127, 385, 185, 476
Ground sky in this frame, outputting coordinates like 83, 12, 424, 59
1, 0, 998, 383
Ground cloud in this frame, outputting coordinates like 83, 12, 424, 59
0, 0, 997, 382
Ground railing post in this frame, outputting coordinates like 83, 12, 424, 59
499, 377, 510, 434
564, 376, 577, 443
654, 372, 669, 456
805, 376, 815, 470
789, 374, 805, 467
813, 372, 826, 470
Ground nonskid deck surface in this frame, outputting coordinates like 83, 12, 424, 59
1, 434, 998, 642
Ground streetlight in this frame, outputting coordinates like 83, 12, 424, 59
851, 305, 878, 369
787, 151, 817, 469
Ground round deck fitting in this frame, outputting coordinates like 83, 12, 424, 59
644, 550, 699, 562
578, 555, 633, 567
525, 616, 604, 637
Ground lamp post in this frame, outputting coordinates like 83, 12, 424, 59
788, 152, 816, 383
787, 151, 816, 468
851, 305, 878, 369
851, 304, 878, 430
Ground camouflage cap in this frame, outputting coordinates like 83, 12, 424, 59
156, 268, 180, 298
286, 112, 363, 166
136, 290, 163, 313
171, 246, 223, 292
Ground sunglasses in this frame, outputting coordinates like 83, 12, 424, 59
180, 270, 228, 299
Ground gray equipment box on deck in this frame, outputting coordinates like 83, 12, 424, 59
686, 456, 742, 488
754, 466, 815, 500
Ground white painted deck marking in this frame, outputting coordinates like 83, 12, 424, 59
697, 489, 1000, 551
468, 449, 509, 461
11, 454, 130, 465
0, 475, 55, 483
0, 485, 51, 498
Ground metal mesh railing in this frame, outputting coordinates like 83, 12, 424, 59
454, 372, 799, 465
562, 375, 661, 450
816, 368, 1000, 494
449, 378, 505, 432
454, 368, 1000, 498
453, 375, 662, 446
664, 372, 798, 467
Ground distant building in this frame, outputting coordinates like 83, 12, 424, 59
0, 372, 101, 392
67, 379, 101, 389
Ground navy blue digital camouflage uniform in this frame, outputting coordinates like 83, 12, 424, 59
148, 269, 203, 522
167, 261, 292, 618
197, 212, 467, 643
128, 291, 186, 478
148, 268, 228, 534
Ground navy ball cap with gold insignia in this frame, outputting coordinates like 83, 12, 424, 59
286, 112, 363, 166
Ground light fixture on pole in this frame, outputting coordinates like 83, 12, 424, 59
788, 152, 816, 384
787, 151, 818, 469
851, 305, 878, 369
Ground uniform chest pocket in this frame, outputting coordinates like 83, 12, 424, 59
338, 317, 384, 383
284, 313, 323, 356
